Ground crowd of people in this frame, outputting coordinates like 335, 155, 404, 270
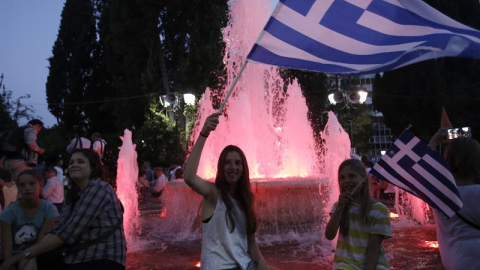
0, 115, 478, 270
0, 120, 126, 269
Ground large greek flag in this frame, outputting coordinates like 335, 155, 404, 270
370, 130, 462, 218
247, 0, 480, 75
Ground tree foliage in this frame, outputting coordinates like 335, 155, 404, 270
45, 0, 228, 164
133, 112, 186, 167
373, 0, 480, 141
46, 0, 98, 129
0, 74, 36, 132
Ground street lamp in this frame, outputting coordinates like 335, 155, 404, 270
183, 93, 196, 106
328, 88, 368, 149
327, 88, 368, 107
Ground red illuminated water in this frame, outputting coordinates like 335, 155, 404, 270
192, 0, 320, 180
118, 0, 434, 266
116, 129, 143, 250
126, 208, 443, 270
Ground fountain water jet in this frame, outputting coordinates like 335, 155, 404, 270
124, 0, 438, 268
115, 129, 143, 251
193, 0, 319, 180
158, 0, 353, 240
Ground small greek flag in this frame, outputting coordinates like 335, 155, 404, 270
370, 130, 462, 218
247, 0, 480, 75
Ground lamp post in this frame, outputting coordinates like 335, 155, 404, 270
160, 92, 196, 142
328, 88, 368, 150
183, 93, 196, 141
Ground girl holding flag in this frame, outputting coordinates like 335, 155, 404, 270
184, 112, 275, 270
325, 159, 392, 270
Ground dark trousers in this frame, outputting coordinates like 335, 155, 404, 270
53, 203, 63, 214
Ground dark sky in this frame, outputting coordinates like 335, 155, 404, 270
0, 1, 65, 127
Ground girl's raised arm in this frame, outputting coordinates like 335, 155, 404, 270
184, 112, 222, 197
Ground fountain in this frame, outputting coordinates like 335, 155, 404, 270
124, 0, 440, 268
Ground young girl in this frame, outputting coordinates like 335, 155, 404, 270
0, 170, 59, 270
0, 149, 126, 270
325, 159, 391, 270
184, 112, 273, 270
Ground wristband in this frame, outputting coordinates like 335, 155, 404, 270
200, 132, 208, 138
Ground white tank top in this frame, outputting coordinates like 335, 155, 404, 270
200, 194, 251, 270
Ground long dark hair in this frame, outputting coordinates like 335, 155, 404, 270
215, 145, 257, 234
66, 148, 101, 180
444, 137, 480, 184
66, 149, 101, 210
338, 159, 372, 236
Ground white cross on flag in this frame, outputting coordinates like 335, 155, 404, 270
247, 0, 480, 75
370, 130, 462, 218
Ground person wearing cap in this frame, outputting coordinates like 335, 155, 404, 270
42, 167, 64, 213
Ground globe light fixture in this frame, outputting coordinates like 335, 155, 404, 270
327, 87, 368, 108
183, 93, 196, 106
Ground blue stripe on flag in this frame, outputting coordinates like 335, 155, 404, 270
417, 159, 461, 198
374, 159, 444, 213
247, 44, 355, 73
398, 156, 461, 213
266, 18, 402, 63
247, 0, 480, 74
320, 1, 473, 47
371, 130, 463, 218
368, 1, 480, 37
280, 0, 315, 16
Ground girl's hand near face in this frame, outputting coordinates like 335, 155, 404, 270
337, 191, 352, 208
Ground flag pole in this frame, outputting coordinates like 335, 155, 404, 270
217, 1, 283, 112
217, 59, 249, 112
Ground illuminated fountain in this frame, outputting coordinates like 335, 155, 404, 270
125, 0, 438, 268
159, 0, 352, 242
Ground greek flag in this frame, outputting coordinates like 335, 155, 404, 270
370, 130, 462, 218
247, 0, 480, 75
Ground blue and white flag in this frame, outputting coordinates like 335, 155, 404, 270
247, 0, 480, 75
370, 130, 462, 218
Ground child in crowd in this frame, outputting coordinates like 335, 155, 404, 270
0, 169, 10, 212
0, 169, 17, 209
325, 159, 392, 270
184, 112, 275, 270
0, 170, 59, 270
0, 149, 126, 270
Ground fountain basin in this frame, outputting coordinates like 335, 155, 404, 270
162, 179, 328, 237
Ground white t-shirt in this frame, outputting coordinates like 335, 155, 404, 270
433, 184, 480, 270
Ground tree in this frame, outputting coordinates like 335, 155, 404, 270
373, 0, 480, 142
46, 0, 99, 130
45, 0, 229, 165
0, 74, 36, 132
133, 112, 186, 167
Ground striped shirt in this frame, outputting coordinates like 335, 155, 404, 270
50, 179, 126, 266
330, 202, 392, 270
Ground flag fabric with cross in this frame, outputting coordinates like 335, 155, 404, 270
246, 0, 480, 75
370, 130, 462, 218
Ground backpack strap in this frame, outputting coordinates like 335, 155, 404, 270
457, 212, 480, 230
100, 141, 104, 157
72, 138, 80, 150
